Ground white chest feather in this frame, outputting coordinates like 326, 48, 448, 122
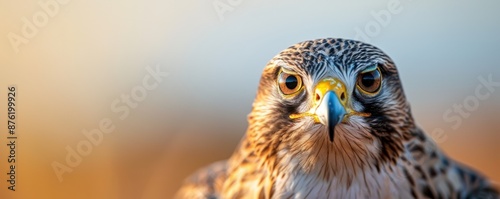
273, 164, 414, 199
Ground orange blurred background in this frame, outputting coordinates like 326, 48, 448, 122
0, 0, 499, 198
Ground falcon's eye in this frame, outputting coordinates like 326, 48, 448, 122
357, 66, 382, 95
278, 71, 303, 95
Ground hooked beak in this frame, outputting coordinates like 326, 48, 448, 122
314, 78, 347, 142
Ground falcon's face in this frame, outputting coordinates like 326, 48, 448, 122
248, 39, 415, 174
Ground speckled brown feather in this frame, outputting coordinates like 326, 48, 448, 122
175, 38, 499, 199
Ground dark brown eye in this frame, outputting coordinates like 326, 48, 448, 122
357, 67, 382, 94
278, 72, 303, 95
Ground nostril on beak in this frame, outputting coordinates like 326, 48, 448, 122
315, 92, 321, 102
340, 92, 346, 102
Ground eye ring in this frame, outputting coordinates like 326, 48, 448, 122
278, 71, 303, 96
356, 66, 382, 95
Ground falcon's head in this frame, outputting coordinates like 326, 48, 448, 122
247, 38, 415, 177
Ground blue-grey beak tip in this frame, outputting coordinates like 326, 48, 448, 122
327, 92, 346, 142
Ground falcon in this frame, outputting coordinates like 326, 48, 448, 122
175, 38, 498, 198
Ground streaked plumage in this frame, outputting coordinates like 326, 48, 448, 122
176, 38, 498, 199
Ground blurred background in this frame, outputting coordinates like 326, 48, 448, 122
1, 0, 499, 198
